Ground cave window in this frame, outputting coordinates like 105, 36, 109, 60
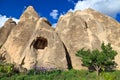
33, 37, 48, 49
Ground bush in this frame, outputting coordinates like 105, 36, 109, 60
0, 63, 14, 74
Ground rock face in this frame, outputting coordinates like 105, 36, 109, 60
0, 6, 120, 71
56, 9, 120, 69
0, 19, 16, 45
0, 6, 67, 70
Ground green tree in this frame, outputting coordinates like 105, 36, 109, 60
76, 43, 117, 76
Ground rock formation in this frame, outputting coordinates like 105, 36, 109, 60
56, 9, 120, 69
0, 19, 16, 45
0, 6, 67, 70
0, 6, 120, 71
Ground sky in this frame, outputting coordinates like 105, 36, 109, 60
0, 0, 120, 27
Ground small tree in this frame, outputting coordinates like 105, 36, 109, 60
76, 43, 117, 76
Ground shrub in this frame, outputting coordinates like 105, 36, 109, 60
0, 63, 14, 75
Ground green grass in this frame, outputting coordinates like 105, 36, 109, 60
0, 69, 120, 80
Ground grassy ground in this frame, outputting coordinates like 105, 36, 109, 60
0, 69, 120, 80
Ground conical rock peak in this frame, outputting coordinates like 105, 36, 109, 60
20, 6, 39, 22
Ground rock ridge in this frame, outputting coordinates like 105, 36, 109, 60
0, 6, 120, 71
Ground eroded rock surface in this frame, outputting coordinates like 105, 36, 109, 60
0, 6, 67, 70
0, 19, 16, 45
0, 6, 120, 71
56, 9, 120, 69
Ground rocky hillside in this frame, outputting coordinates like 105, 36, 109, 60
0, 6, 120, 71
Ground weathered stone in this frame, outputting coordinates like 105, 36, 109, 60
0, 19, 16, 45
0, 6, 120, 71
56, 8, 120, 69
0, 6, 68, 70
20, 18, 68, 70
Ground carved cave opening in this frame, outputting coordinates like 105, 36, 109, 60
33, 37, 48, 49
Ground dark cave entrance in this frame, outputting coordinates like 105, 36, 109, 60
33, 37, 48, 49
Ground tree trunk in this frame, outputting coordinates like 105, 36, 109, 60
94, 65, 101, 77
96, 68, 99, 77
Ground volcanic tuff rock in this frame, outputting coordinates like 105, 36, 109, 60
0, 6, 67, 70
56, 9, 120, 69
0, 6, 120, 71
0, 19, 16, 45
